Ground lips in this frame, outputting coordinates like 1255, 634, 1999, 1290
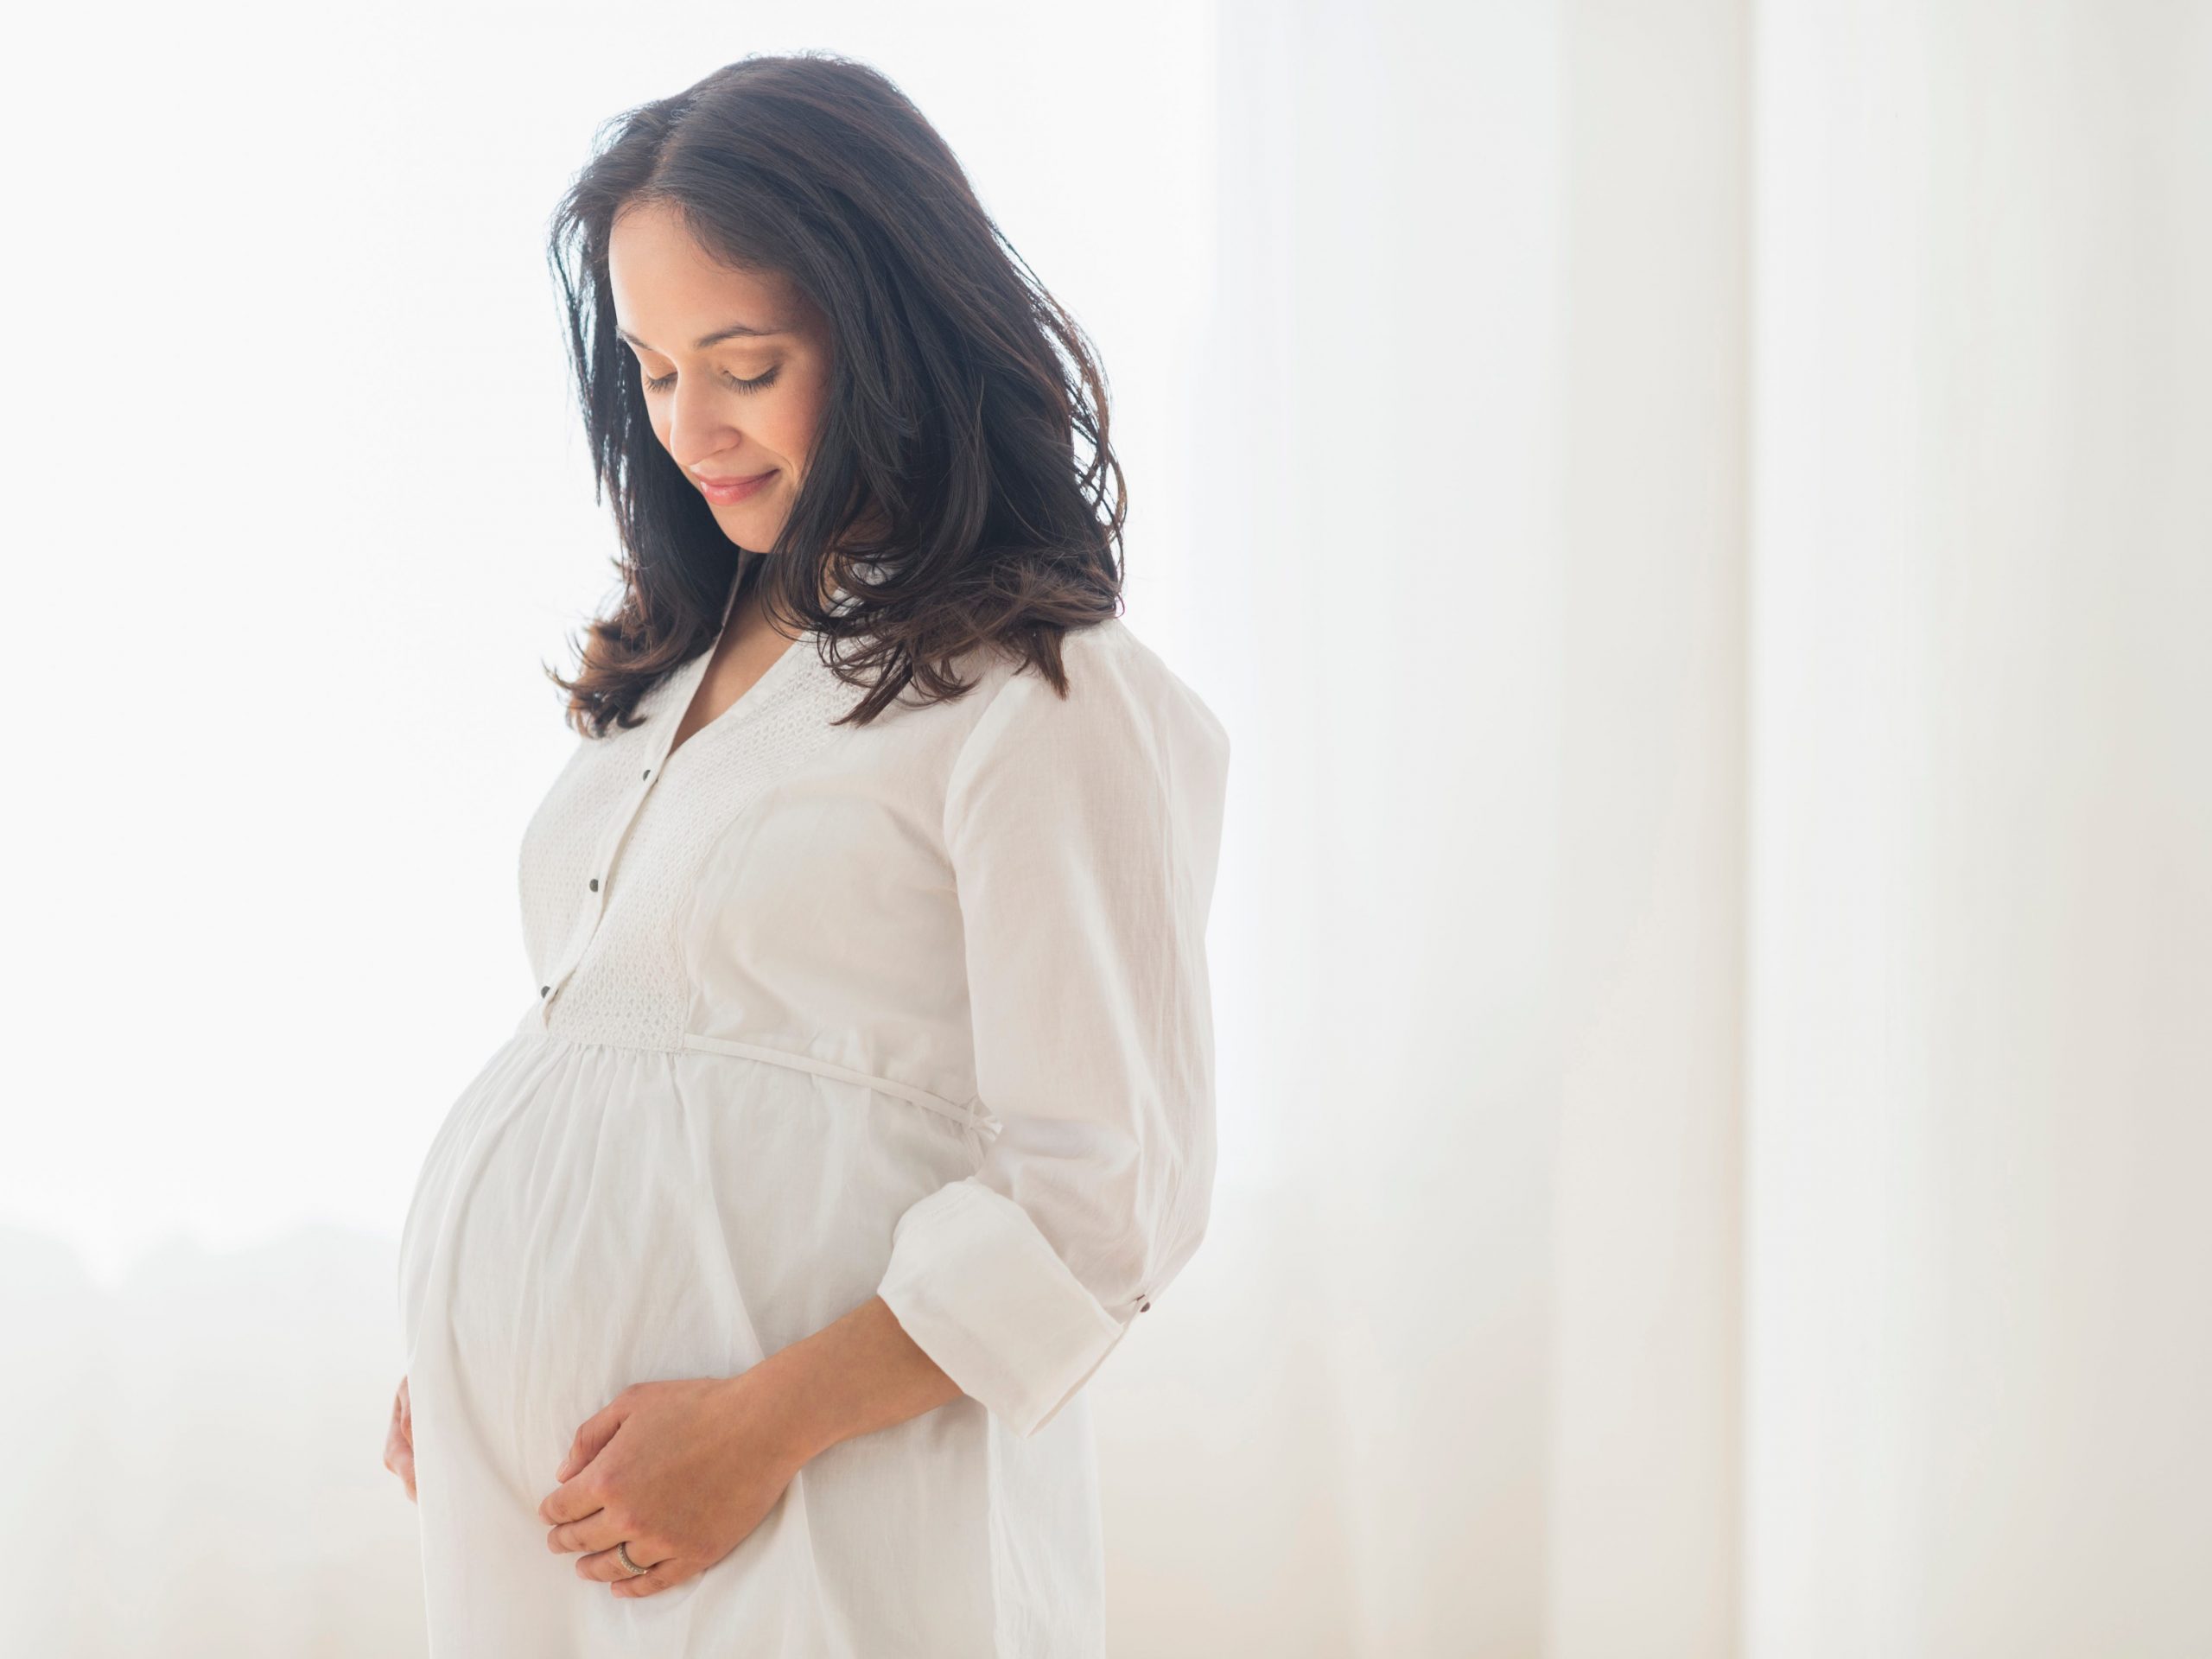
694, 469, 776, 505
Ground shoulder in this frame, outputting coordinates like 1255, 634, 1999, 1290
957, 616, 1230, 778
938, 617, 1232, 870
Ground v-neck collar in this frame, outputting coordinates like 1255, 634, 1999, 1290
658, 565, 814, 771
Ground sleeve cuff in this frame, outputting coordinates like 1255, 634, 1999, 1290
876, 1179, 1132, 1438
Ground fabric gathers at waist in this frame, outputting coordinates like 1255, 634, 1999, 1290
680, 1030, 993, 1133
502, 1005, 995, 1135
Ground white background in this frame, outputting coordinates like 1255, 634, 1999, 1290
2, 2, 2206, 1655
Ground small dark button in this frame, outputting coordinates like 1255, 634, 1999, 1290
588, 877, 601, 892
1139, 1299, 1152, 1313
540, 986, 550, 998
642, 768, 652, 780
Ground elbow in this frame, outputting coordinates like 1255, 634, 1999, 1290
1127, 1149, 1215, 1319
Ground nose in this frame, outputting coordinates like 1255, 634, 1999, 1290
664, 375, 742, 474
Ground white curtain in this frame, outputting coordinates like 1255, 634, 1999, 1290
1090, 2, 2212, 1656
1740, 5, 2212, 1654
3, 4, 2205, 1655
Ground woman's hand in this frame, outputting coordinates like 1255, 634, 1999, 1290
537, 1297, 967, 1598
383, 1375, 416, 1502
537, 1371, 818, 1598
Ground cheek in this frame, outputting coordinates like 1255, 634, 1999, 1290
769, 389, 826, 465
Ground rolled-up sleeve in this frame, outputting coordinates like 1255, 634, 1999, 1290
874, 628, 1232, 1438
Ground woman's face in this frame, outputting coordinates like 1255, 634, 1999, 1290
607, 197, 832, 553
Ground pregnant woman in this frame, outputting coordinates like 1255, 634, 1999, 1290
384, 51, 1230, 1658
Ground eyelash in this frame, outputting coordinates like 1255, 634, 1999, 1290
641, 365, 780, 395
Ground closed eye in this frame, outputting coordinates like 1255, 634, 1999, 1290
642, 365, 781, 395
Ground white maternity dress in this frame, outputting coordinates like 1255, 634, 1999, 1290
396, 568, 1231, 1658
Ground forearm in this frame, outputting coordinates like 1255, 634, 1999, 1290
756, 1294, 967, 1464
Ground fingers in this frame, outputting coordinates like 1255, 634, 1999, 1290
575, 1541, 690, 1596
545, 1506, 620, 1557
383, 1436, 417, 1503
553, 1396, 630, 1484
613, 1554, 699, 1598
385, 1378, 417, 1501
542, 1405, 635, 1523
538, 1469, 606, 1527
575, 1540, 659, 1582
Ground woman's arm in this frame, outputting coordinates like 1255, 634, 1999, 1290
871, 633, 1233, 1440
752, 1293, 968, 1461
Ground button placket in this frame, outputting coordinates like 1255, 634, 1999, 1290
537, 726, 687, 1026
536, 576, 738, 1028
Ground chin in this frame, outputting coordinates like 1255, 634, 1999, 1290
715, 512, 789, 553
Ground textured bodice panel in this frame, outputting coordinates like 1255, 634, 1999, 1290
517, 630, 854, 1052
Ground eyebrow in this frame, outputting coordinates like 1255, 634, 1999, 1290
614, 321, 784, 353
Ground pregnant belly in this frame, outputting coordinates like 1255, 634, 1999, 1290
398, 1029, 982, 1502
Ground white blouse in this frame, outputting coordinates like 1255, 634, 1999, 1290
397, 569, 1231, 1656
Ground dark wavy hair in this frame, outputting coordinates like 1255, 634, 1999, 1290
543, 50, 1128, 735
